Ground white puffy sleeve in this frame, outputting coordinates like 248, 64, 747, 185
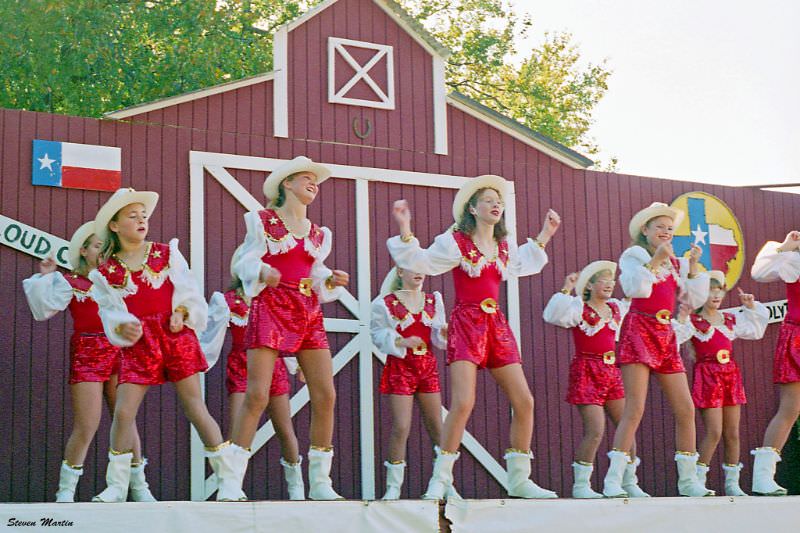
732, 303, 769, 340
22, 271, 72, 321
386, 231, 461, 276
199, 292, 230, 371
751, 241, 800, 283
619, 246, 658, 298
233, 211, 270, 298
675, 257, 710, 309
88, 270, 140, 347
613, 298, 631, 321
370, 298, 405, 358
506, 237, 548, 278
311, 226, 344, 304
431, 291, 448, 349
542, 292, 583, 328
169, 239, 208, 332
672, 319, 695, 345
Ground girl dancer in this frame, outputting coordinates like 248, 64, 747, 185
226, 156, 349, 501
89, 188, 235, 502
371, 267, 457, 499
201, 247, 304, 500
389, 174, 560, 500
23, 222, 154, 502
673, 271, 768, 496
543, 262, 648, 498
749, 231, 800, 495
602, 202, 710, 497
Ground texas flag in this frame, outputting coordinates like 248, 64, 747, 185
673, 197, 739, 274
32, 140, 121, 192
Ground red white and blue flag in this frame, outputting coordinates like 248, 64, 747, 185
32, 140, 121, 192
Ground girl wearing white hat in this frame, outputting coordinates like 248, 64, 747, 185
23, 222, 154, 503
602, 202, 711, 498
543, 261, 648, 499
389, 174, 560, 500
673, 271, 768, 496
748, 231, 800, 495
371, 267, 455, 500
199, 247, 304, 500
88, 188, 234, 502
227, 156, 349, 501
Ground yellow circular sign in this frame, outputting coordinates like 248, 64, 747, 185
670, 192, 745, 289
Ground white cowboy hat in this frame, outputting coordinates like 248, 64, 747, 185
93, 188, 159, 242
67, 221, 97, 271
262, 156, 332, 201
708, 270, 727, 288
628, 202, 684, 240
452, 174, 508, 224
576, 260, 617, 298
378, 267, 401, 297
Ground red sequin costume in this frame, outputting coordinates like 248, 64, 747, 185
674, 305, 768, 408
90, 240, 209, 386
233, 209, 342, 354
23, 271, 121, 384
543, 294, 626, 405
387, 228, 548, 369
200, 289, 291, 397
751, 241, 800, 383
616, 246, 709, 374
371, 291, 445, 395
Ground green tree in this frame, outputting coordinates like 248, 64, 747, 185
0, 0, 612, 164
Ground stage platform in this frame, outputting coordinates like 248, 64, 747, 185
2, 497, 799, 532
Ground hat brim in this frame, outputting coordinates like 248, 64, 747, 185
575, 260, 617, 298
378, 267, 400, 298
452, 174, 508, 224
67, 221, 97, 271
628, 205, 684, 241
262, 159, 332, 201
708, 270, 726, 288
94, 190, 159, 242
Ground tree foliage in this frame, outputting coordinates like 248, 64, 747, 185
0, 0, 612, 163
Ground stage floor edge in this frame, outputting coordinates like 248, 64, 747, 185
3, 497, 800, 532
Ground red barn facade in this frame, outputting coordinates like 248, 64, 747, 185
1, 0, 796, 502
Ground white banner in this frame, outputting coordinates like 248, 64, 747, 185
722, 299, 788, 325
0, 214, 70, 268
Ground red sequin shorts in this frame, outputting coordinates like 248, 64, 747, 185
69, 332, 122, 384
566, 354, 625, 406
226, 347, 290, 396
773, 321, 800, 384
617, 311, 685, 374
245, 285, 329, 352
380, 353, 441, 395
691, 360, 746, 408
120, 311, 208, 386
447, 303, 521, 369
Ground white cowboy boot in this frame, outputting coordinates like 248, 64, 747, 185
433, 446, 463, 500
696, 462, 710, 491
92, 450, 133, 502
280, 456, 305, 501
722, 463, 747, 497
422, 449, 459, 500
207, 442, 249, 501
129, 458, 157, 502
382, 461, 406, 500
751, 447, 787, 496
675, 452, 714, 497
307, 447, 343, 500
55, 462, 83, 503
572, 462, 602, 499
503, 450, 557, 499
602, 450, 629, 498
622, 457, 650, 498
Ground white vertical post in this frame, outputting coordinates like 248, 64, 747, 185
188, 155, 208, 501
355, 177, 375, 499
273, 27, 289, 138
432, 56, 448, 155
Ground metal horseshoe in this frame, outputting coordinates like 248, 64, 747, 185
352, 117, 373, 139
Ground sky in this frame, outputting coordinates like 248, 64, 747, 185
515, 0, 800, 187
